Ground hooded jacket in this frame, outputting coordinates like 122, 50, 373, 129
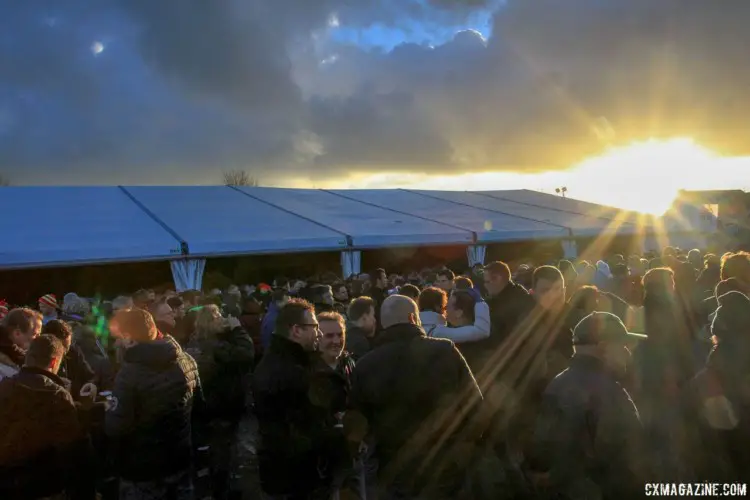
105, 334, 200, 481
0, 367, 84, 498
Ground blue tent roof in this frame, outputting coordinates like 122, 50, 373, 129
0, 186, 658, 269
0, 187, 183, 269
329, 189, 569, 242
123, 186, 349, 257
407, 190, 637, 237
241, 187, 474, 249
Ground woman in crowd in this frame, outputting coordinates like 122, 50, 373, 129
189, 304, 255, 500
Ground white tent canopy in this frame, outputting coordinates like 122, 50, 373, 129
0, 186, 683, 271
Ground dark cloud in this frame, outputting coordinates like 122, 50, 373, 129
2, 0, 750, 184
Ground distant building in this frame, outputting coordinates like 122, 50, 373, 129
670, 190, 750, 250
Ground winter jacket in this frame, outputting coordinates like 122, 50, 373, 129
0, 341, 24, 382
253, 335, 345, 497
105, 334, 200, 482
0, 367, 86, 499
74, 331, 114, 392
239, 301, 264, 358
189, 327, 254, 423
371, 286, 389, 330
697, 265, 721, 294
309, 353, 357, 479
345, 324, 373, 361
528, 355, 645, 498
310, 352, 355, 418
347, 323, 483, 496
463, 282, 534, 374
630, 295, 697, 414
678, 345, 750, 482
420, 301, 491, 343
0, 352, 20, 382
59, 344, 96, 400
260, 302, 280, 352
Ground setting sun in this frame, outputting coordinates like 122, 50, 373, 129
340, 137, 750, 217
566, 138, 719, 215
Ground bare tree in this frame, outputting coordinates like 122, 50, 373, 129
0, 174, 10, 187
222, 170, 260, 187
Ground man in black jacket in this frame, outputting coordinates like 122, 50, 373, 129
106, 309, 200, 500
370, 268, 390, 330
253, 298, 343, 499
528, 312, 646, 498
0, 335, 89, 499
461, 261, 534, 379
346, 294, 483, 498
345, 296, 377, 361
42, 319, 96, 399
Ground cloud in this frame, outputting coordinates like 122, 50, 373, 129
2, 0, 750, 185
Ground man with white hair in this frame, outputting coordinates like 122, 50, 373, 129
346, 295, 482, 498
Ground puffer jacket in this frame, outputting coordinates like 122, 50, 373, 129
105, 334, 200, 481
420, 301, 491, 343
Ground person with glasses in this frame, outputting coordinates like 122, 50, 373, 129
253, 299, 344, 499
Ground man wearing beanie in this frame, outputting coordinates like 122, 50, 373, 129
680, 291, 750, 481
39, 294, 59, 325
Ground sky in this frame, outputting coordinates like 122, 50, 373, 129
3, 1, 750, 214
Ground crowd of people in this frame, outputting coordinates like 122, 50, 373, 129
0, 246, 749, 499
